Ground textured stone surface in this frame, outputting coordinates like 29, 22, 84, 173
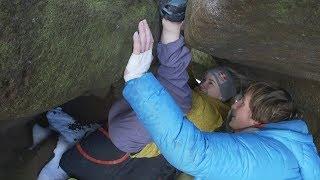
189, 48, 218, 79
0, 0, 159, 120
185, 0, 320, 81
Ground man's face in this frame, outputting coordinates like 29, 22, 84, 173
229, 93, 258, 130
199, 73, 221, 99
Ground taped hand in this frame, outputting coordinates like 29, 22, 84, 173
124, 19, 154, 82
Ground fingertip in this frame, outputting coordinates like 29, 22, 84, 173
139, 20, 144, 26
133, 31, 139, 39
144, 20, 150, 28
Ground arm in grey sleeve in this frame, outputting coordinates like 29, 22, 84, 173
156, 36, 192, 113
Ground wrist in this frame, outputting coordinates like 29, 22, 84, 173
162, 19, 182, 33
161, 19, 182, 44
124, 50, 153, 82
161, 28, 180, 44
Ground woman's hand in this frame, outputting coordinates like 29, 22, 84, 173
124, 19, 154, 82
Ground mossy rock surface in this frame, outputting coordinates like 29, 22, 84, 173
189, 48, 218, 80
185, 0, 320, 81
0, 0, 159, 120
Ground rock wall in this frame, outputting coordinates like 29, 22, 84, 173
185, 0, 320, 81
0, 0, 159, 120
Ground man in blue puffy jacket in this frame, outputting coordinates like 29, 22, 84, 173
123, 19, 320, 180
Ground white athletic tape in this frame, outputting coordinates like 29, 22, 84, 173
124, 49, 153, 82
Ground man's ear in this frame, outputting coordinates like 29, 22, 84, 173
251, 120, 261, 126
248, 116, 260, 126
249, 118, 263, 128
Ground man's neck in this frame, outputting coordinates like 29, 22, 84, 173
234, 127, 259, 133
241, 127, 259, 132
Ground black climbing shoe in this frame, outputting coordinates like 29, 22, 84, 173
160, 0, 188, 22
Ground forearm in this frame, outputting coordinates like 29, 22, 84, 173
156, 36, 192, 113
160, 19, 182, 44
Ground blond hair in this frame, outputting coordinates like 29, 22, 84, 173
245, 82, 301, 123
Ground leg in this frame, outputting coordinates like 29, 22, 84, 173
38, 108, 101, 180
47, 107, 100, 143
60, 129, 176, 180
59, 129, 129, 179
37, 136, 71, 180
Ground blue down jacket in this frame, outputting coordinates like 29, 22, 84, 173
123, 73, 320, 180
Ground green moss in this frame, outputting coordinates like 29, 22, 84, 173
191, 49, 216, 66
0, 42, 14, 69
0, 0, 159, 120
272, 0, 318, 24
275, 0, 292, 16
190, 49, 218, 79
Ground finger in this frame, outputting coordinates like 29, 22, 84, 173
143, 19, 154, 50
138, 20, 146, 52
144, 20, 154, 50
132, 31, 140, 55
150, 31, 154, 50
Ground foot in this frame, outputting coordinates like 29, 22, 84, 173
160, 0, 187, 22
37, 136, 71, 180
29, 124, 52, 150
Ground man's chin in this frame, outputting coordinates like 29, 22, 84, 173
228, 118, 236, 131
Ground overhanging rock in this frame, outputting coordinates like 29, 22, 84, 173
185, 0, 320, 81
0, 0, 159, 120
